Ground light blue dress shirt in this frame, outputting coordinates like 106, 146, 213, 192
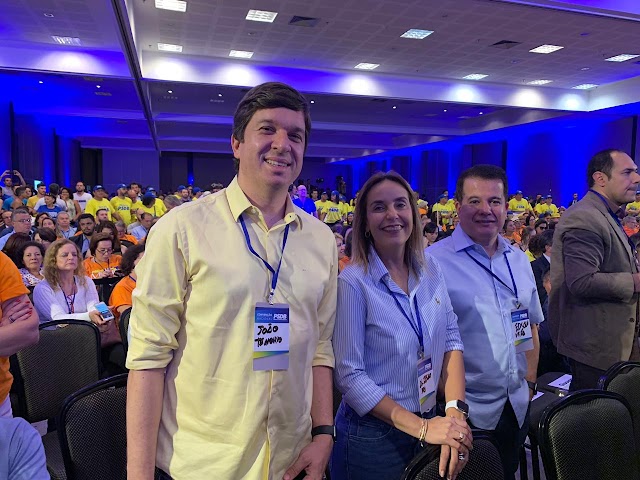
429, 227, 544, 430
334, 247, 464, 417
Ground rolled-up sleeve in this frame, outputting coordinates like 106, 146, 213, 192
432, 257, 463, 353
313, 246, 338, 368
334, 278, 387, 416
126, 214, 189, 370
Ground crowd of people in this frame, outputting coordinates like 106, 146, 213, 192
0, 82, 638, 480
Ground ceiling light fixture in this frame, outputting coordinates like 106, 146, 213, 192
529, 44, 564, 54
155, 0, 187, 12
580, 67, 590, 71
462, 73, 488, 80
44, 13, 54, 18
400, 29, 434, 39
38, 81, 43, 84
52, 36, 81, 45
310, 100, 315, 104
246, 9, 278, 22
443, 109, 447, 112
229, 50, 254, 58
572, 83, 598, 90
96, 85, 101, 88
392, 105, 397, 109
527, 79, 552, 85
217, 93, 223, 97
167, 90, 173, 93
479, 112, 484, 115
354, 63, 380, 70
605, 54, 639, 62
158, 43, 183, 52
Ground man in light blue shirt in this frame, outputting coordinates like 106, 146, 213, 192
429, 165, 542, 480
0, 417, 49, 479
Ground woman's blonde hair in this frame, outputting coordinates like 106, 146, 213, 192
43, 239, 87, 290
351, 171, 425, 274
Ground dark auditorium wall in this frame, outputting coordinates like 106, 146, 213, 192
102, 148, 160, 193
0, 101, 11, 175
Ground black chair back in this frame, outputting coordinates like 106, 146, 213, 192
93, 276, 123, 304
13, 320, 101, 423
539, 389, 640, 480
598, 361, 640, 465
58, 373, 128, 480
119, 307, 132, 355
401, 431, 504, 480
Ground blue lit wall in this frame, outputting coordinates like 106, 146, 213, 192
0, 102, 10, 175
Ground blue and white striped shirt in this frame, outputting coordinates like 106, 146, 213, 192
334, 247, 464, 417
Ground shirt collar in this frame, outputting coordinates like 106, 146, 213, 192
588, 190, 623, 216
451, 225, 512, 257
226, 176, 301, 229
367, 247, 390, 283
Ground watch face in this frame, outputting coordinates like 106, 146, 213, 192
458, 400, 469, 415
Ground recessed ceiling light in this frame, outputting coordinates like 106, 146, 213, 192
529, 44, 564, 54
605, 54, 639, 62
354, 63, 380, 70
44, 13, 54, 18
246, 9, 278, 22
96, 85, 101, 88
52, 36, 81, 46
443, 109, 447, 112
479, 112, 484, 115
400, 29, 434, 39
217, 93, 223, 97
392, 105, 397, 109
572, 83, 598, 90
580, 67, 590, 71
229, 50, 254, 58
38, 81, 43, 84
158, 43, 183, 52
167, 90, 173, 94
310, 100, 315, 104
462, 73, 488, 80
527, 79, 552, 85
155, 0, 187, 12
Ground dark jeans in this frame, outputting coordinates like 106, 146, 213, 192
568, 358, 606, 391
330, 401, 423, 480
470, 401, 529, 480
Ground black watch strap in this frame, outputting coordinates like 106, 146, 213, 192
311, 425, 336, 441
527, 380, 538, 394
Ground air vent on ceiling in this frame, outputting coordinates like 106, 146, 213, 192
423, 113, 438, 117
371, 98, 389, 103
84, 76, 104, 82
491, 40, 521, 49
94, 91, 112, 96
289, 16, 320, 27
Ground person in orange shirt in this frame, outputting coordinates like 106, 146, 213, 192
83, 233, 122, 279
623, 215, 639, 237
501, 219, 521, 246
335, 233, 350, 273
0, 251, 40, 417
109, 243, 145, 326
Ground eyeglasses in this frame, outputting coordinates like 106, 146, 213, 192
96, 248, 113, 254
15, 218, 32, 224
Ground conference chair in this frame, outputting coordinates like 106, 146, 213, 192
11, 320, 102, 480
119, 306, 132, 356
93, 276, 123, 304
598, 361, 640, 465
539, 389, 640, 480
58, 373, 128, 480
401, 430, 504, 480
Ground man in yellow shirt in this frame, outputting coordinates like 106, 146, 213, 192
431, 194, 456, 226
508, 190, 533, 216
127, 185, 143, 217
110, 183, 133, 225
626, 190, 640, 216
534, 195, 559, 217
126, 82, 337, 480
315, 190, 329, 215
26, 183, 46, 212
85, 186, 121, 222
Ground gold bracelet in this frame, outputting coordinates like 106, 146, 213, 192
418, 419, 428, 445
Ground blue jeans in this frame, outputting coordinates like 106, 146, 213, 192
330, 401, 423, 480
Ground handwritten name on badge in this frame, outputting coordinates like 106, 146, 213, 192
254, 303, 290, 371
511, 309, 533, 353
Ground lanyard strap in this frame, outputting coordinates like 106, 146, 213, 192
465, 250, 519, 303
239, 214, 290, 305
128, 275, 136, 283
64, 277, 77, 314
384, 283, 424, 352
589, 189, 637, 253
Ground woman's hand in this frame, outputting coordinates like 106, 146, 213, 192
424, 416, 472, 479
89, 310, 108, 330
439, 409, 473, 480
0, 299, 33, 327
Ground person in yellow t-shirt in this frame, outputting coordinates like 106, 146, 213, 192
626, 191, 640, 216
138, 190, 166, 218
85, 186, 121, 222
338, 195, 350, 218
127, 186, 143, 219
315, 190, 329, 216
26, 184, 46, 212
508, 191, 533, 215
431, 194, 456, 226
534, 196, 559, 217
110, 184, 133, 225
321, 191, 343, 226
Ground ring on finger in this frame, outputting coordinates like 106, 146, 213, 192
458, 431, 465, 441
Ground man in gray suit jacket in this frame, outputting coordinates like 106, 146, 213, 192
549, 149, 640, 391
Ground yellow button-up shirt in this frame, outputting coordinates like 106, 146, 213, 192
127, 177, 337, 479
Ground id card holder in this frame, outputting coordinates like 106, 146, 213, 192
253, 302, 290, 371
417, 356, 436, 414
512, 309, 533, 353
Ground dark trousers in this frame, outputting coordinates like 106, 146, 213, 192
568, 358, 605, 391
470, 401, 529, 480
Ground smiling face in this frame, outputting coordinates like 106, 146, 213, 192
232, 107, 305, 196
456, 177, 507, 247
366, 180, 413, 257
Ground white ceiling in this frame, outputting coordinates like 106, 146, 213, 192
0, 0, 639, 158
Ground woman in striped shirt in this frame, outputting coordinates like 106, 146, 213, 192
331, 171, 471, 480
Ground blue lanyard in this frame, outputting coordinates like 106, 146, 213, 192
384, 283, 424, 353
128, 275, 136, 283
590, 189, 637, 253
465, 250, 520, 306
239, 214, 290, 304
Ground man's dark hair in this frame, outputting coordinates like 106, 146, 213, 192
12, 207, 29, 219
48, 183, 60, 196
232, 82, 311, 172
587, 149, 620, 188
15, 241, 45, 269
14, 186, 26, 197
454, 165, 508, 203
78, 213, 95, 224
119, 243, 145, 276
538, 229, 554, 251
35, 227, 57, 243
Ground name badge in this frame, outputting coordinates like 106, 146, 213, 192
512, 308, 533, 353
253, 302, 290, 371
417, 356, 436, 414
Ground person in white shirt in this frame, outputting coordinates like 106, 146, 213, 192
73, 181, 93, 213
33, 184, 66, 211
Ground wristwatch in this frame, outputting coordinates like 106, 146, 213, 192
444, 400, 469, 419
527, 380, 538, 394
311, 425, 337, 442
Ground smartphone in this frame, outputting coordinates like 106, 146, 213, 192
94, 302, 115, 322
